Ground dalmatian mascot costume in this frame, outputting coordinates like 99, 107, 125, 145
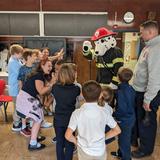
83, 27, 123, 89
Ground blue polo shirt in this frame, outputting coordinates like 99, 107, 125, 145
8, 56, 23, 97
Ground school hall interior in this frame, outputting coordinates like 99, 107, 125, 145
0, 0, 160, 160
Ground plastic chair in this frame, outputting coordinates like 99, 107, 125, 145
0, 79, 13, 122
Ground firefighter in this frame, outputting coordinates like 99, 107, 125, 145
82, 27, 123, 89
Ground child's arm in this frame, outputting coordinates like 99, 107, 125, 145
48, 48, 64, 61
105, 124, 121, 140
18, 80, 23, 90
75, 94, 85, 108
65, 128, 77, 145
36, 73, 57, 95
65, 110, 79, 145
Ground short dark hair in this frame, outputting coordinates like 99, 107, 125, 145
82, 80, 101, 102
140, 20, 159, 31
41, 47, 50, 52
118, 67, 133, 83
22, 49, 33, 61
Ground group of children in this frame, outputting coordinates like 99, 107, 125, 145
7, 44, 136, 160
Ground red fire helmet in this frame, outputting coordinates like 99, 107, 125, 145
91, 27, 117, 41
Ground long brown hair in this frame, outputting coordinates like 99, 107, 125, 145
98, 86, 114, 106
58, 63, 76, 85
27, 58, 51, 79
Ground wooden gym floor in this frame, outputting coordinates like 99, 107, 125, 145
0, 103, 160, 160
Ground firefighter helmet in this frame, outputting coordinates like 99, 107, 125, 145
91, 27, 117, 41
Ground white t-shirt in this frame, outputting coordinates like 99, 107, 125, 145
68, 102, 117, 157
103, 102, 113, 115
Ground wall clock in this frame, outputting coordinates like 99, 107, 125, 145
123, 11, 134, 24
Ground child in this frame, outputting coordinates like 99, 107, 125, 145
69, 63, 85, 108
98, 86, 117, 145
16, 58, 56, 150
18, 49, 37, 89
51, 59, 66, 143
41, 49, 64, 115
52, 63, 81, 160
111, 67, 136, 160
8, 44, 23, 131
41, 47, 64, 62
17, 49, 37, 137
98, 86, 114, 115
65, 80, 121, 160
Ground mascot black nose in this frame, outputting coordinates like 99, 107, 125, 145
84, 46, 88, 51
95, 51, 99, 55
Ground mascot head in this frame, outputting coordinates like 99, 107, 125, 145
91, 27, 117, 56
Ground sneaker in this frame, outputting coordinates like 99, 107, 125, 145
37, 135, 46, 142
28, 143, 46, 151
47, 111, 53, 116
131, 150, 151, 158
52, 137, 57, 144
111, 151, 122, 159
20, 127, 31, 137
12, 123, 22, 132
41, 121, 52, 128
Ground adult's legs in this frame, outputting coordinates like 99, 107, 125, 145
28, 120, 45, 150
30, 121, 41, 140
132, 91, 157, 155
138, 108, 157, 154
131, 92, 144, 146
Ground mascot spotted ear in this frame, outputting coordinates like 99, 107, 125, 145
83, 27, 123, 89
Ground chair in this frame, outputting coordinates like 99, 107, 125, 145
0, 79, 13, 122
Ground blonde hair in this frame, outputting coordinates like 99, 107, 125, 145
58, 63, 76, 85
10, 44, 23, 55
69, 63, 77, 72
32, 49, 40, 57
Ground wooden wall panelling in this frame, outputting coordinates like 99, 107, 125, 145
0, 0, 40, 11
0, 36, 23, 46
72, 39, 97, 84
0, 0, 160, 84
0, 0, 159, 31
71, 31, 123, 84
42, 0, 160, 31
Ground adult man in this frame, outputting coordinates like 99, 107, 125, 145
132, 20, 160, 158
